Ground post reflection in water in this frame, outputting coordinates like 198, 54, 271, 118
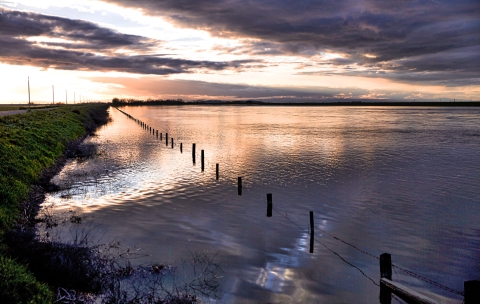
41, 105, 480, 303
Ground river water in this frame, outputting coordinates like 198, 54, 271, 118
42, 105, 480, 303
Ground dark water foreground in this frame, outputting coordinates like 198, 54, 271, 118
42, 106, 480, 303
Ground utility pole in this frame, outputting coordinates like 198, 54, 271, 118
52, 85, 54, 104
74, 92, 75, 104
28, 76, 31, 108
66, 90, 67, 104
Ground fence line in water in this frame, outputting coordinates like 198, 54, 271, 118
114, 107, 474, 303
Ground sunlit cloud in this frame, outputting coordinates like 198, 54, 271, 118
0, 0, 479, 103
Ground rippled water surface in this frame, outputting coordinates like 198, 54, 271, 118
43, 106, 480, 303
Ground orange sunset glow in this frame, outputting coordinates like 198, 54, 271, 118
0, 0, 479, 103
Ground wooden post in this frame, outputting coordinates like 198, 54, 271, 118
380, 252, 392, 304
171, 138, 174, 148
216, 163, 219, 180
180, 143, 183, 153
465, 280, 480, 304
380, 253, 392, 280
380, 283, 392, 304
192, 143, 196, 163
156, 130, 158, 137
166, 133, 168, 146
160, 133, 162, 140
28, 76, 30, 107
201, 150, 204, 171
238, 177, 242, 195
266, 193, 272, 217
309, 211, 314, 253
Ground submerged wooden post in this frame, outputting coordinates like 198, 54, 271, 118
380, 253, 392, 280
171, 138, 174, 148
379, 253, 441, 304
379, 283, 392, 304
192, 143, 196, 163
238, 177, 242, 195
160, 133, 162, 140
309, 211, 314, 253
216, 163, 219, 180
180, 143, 183, 153
380, 253, 393, 304
465, 280, 480, 304
166, 133, 168, 146
201, 150, 204, 171
266, 193, 272, 217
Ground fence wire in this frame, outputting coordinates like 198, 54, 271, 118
117, 107, 466, 299
270, 203, 465, 297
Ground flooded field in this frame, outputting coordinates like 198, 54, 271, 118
41, 105, 480, 303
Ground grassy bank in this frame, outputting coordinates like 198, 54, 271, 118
0, 104, 110, 303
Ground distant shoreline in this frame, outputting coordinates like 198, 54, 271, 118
3, 101, 479, 107
114, 101, 480, 107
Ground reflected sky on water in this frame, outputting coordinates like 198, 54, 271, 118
42, 106, 480, 303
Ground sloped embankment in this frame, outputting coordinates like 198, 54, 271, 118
0, 104, 110, 303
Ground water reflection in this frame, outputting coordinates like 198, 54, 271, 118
41, 106, 479, 303
255, 263, 294, 292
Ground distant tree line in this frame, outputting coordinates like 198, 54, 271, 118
111, 98, 185, 105
111, 98, 265, 105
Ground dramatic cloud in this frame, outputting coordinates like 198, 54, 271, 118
0, 1, 478, 103
104, 0, 480, 85
90, 76, 405, 102
0, 7, 254, 74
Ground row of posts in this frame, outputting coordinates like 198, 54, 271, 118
117, 108, 479, 303
119, 108, 317, 254
119, 109, 217, 179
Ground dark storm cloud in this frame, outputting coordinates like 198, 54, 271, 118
299, 45, 480, 86
0, 7, 254, 74
0, 7, 158, 51
105, 0, 480, 85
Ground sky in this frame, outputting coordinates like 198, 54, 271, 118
0, 0, 479, 103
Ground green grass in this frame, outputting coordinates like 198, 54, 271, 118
0, 104, 109, 303
0, 256, 53, 304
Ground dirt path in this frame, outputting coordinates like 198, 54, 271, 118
0, 110, 27, 116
